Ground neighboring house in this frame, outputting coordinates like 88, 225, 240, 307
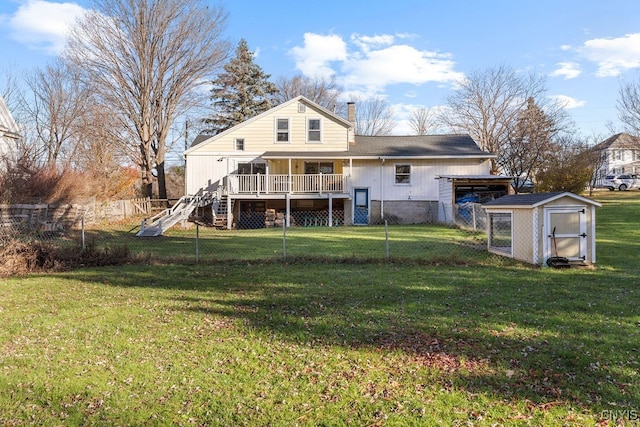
593, 133, 640, 185
0, 93, 21, 164
184, 96, 505, 229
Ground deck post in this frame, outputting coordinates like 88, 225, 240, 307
285, 194, 291, 227
328, 194, 333, 227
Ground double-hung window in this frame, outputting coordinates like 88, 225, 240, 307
276, 118, 290, 142
307, 118, 321, 142
235, 138, 244, 151
395, 164, 411, 184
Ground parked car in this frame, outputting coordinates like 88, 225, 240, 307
602, 174, 639, 191
511, 177, 535, 193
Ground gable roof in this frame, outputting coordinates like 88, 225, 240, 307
483, 192, 601, 208
186, 96, 353, 154
593, 132, 640, 151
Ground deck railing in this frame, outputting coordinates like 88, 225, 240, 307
229, 173, 347, 195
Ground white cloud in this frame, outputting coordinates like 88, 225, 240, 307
580, 33, 640, 77
550, 62, 582, 79
289, 32, 464, 96
551, 95, 586, 109
4, 0, 86, 55
289, 33, 348, 79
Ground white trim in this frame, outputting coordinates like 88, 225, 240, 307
532, 207, 540, 264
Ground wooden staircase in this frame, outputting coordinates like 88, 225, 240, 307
136, 195, 204, 237
212, 197, 233, 229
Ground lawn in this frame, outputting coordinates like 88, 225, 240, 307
0, 191, 639, 426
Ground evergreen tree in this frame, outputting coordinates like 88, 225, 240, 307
500, 97, 558, 192
204, 39, 278, 133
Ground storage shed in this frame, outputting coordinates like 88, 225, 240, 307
482, 192, 602, 266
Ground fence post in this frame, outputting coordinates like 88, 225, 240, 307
81, 216, 86, 252
196, 224, 200, 263
385, 220, 389, 260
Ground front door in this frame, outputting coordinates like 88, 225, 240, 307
545, 207, 587, 261
353, 188, 369, 225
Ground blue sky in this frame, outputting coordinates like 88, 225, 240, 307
2, 0, 640, 139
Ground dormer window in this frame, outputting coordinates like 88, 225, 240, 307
276, 118, 289, 142
307, 118, 321, 142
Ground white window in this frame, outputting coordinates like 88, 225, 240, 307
235, 138, 244, 151
395, 164, 411, 184
488, 212, 512, 255
307, 118, 321, 142
276, 118, 289, 142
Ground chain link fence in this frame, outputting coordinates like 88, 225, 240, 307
0, 200, 516, 271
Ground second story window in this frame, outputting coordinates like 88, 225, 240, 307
276, 118, 289, 142
307, 118, 321, 142
395, 164, 411, 184
235, 138, 244, 151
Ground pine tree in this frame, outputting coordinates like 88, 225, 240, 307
204, 39, 278, 133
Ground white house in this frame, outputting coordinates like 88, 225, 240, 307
0, 94, 21, 164
184, 96, 506, 229
593, 133, 640, 184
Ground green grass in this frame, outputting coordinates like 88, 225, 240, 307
1, 190, 639, 426
82, 220, 493, 264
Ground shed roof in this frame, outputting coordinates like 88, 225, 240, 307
483, 192, 602, 208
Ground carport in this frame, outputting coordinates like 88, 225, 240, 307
482, 192, 602, 266
436, 175, 513, 224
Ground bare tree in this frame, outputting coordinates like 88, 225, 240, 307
66, 0, 229, 199
583, 132, 609, 195
24, 59, 89, 168
274, 74, 343, 113
439, 65, 548, 174
352, 96, 396, 136
408, 107, 437, 135
618, 74, 640, 135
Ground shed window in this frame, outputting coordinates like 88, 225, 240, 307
488, 212, 512, 255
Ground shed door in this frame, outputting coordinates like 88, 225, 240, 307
544, 207, 587, 261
